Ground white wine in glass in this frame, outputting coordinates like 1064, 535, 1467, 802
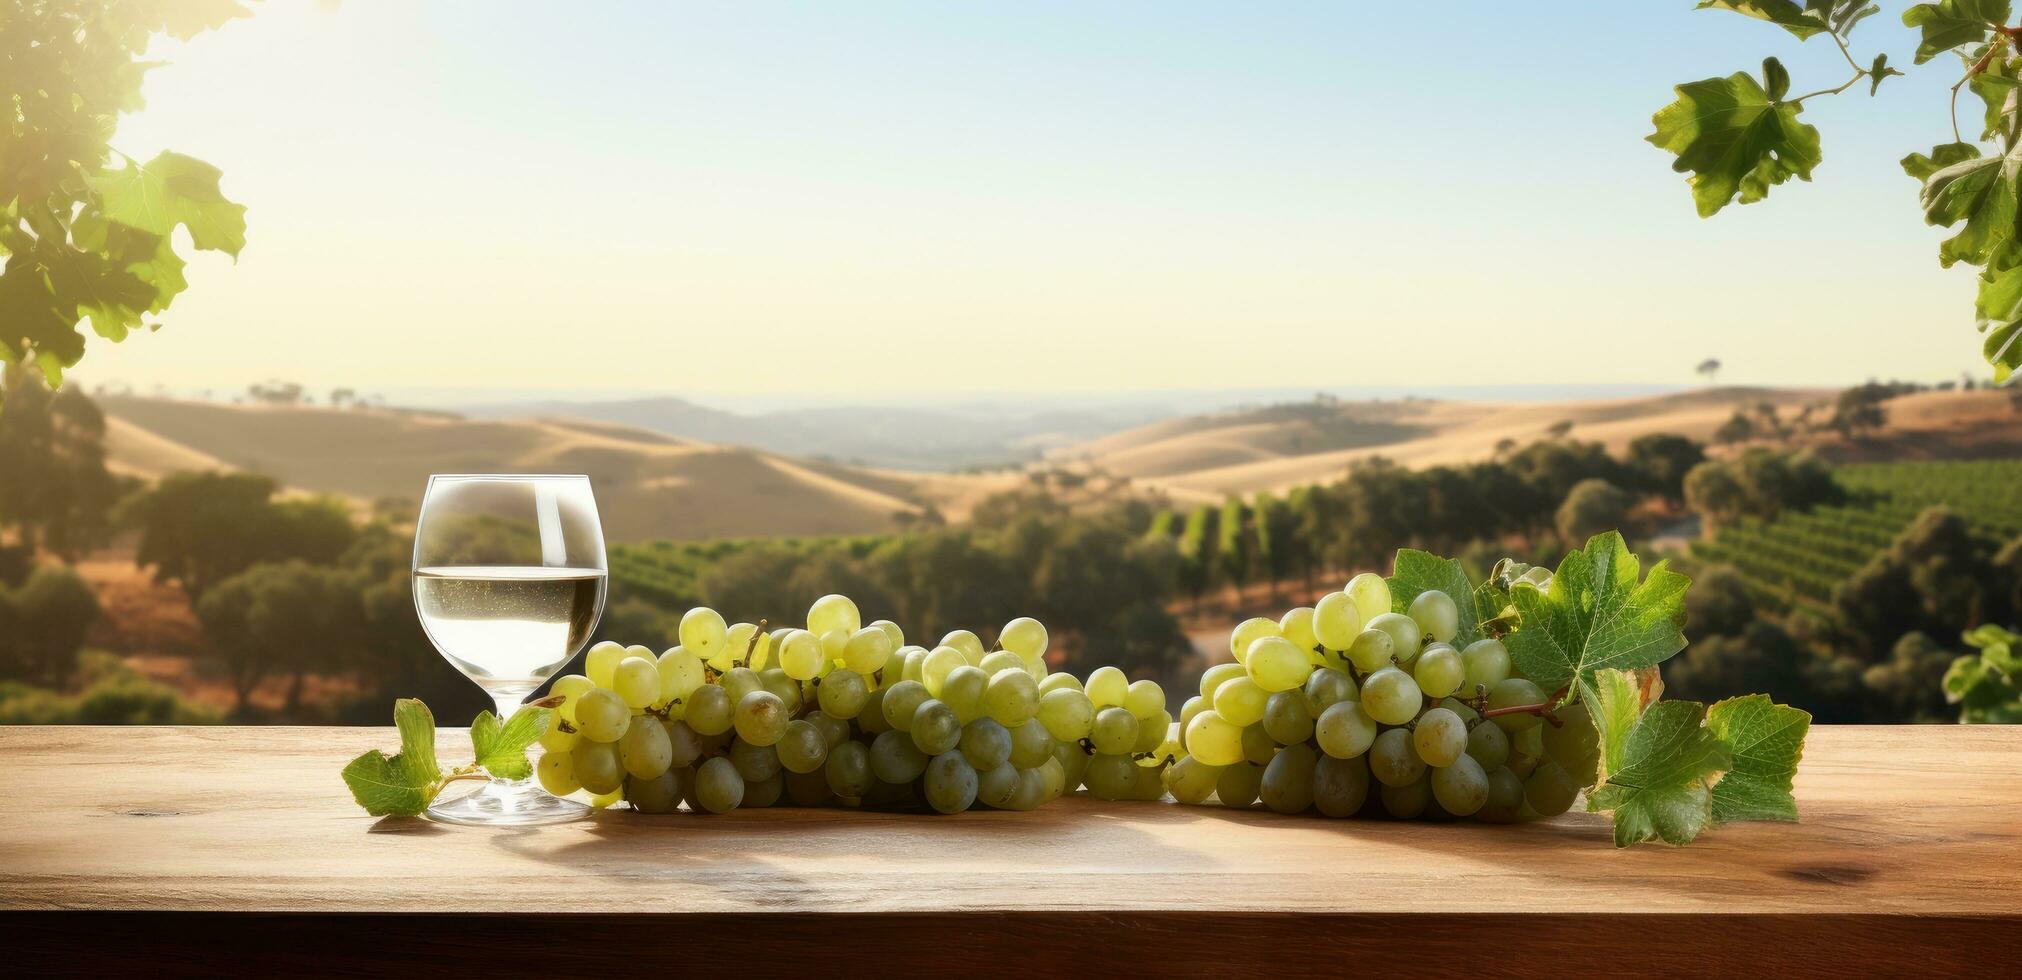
412, 474, 607, 826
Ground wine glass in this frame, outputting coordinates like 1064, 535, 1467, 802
412, 474, 607, 826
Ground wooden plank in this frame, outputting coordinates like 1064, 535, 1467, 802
2, 725, 2018, 974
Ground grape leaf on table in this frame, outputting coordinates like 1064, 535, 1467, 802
1386, 549, 1481, 647
1504, 531, 1690, 702
1585, 670, 1733, 848
1903, 0, 2011, 64
340, 699, 442, 817
1648, 68, 1821, 217
470, 704, 552, 781
1705, 695, 1810, 824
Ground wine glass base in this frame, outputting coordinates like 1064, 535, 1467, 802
426, 779, 590, 827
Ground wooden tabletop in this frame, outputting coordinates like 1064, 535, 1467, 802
4, 725, 2018, 976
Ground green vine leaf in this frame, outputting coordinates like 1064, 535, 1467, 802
470, 704, 552, 781
1903, 0, 2012, 64
1705, 695, 1810, 824
1868, 53, 1903, 94
1386, 549, 1482, 648
1648, 70, 1822, 217
1696, 1, 1833, 39
90, 151, 249, 259
1585, 669, 1733, 848
1504, 531, 1691, 701
340, 699, 443, 817
1913, 143, 2022, 267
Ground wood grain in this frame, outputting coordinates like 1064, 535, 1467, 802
3, 725, 2017, 975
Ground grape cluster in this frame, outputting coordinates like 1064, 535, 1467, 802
1171, 572, 1601, 822
532, 595, 1168, 814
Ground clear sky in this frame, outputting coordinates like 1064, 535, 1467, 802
89, 1, 1992, 398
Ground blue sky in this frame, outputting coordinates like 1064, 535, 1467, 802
94, 1, 1991, 398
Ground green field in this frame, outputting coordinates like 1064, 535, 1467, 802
1691, 460, 2022, 613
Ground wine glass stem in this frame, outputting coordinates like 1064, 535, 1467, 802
490, 688, 531, 725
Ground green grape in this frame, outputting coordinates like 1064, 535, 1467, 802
684, 684, 732, 736
732, 690, 788, 746
618, 716, 674, 779
1228, 616, 1281, 664
625, 769, 682, 814
1053, 739, 1089, 791
1542, 700, 1599, 783
583, 641, 629, 689
574, 687, 631, 743
1377, 775, 1429, 818
1083, 753, 1137, 801
1278, 606, 1319, 657
930, 629, 980, 665
1408, 590, 1460, 644
911, 699, 962, 756
978, 650, 1026, 677
1199, 662, 1248, 701
1244, 636, 1311, 692
776, 719, 829, 774
720, 667, 762, 705
1038, 755, 1069, 800
1037, 688, 1095, 741
982, 668, 1040, 725
1262, 691, 1314, 745
1007, 718, 1053, 769
1477, 765, 1525, 823
1133, 710, 1172, 755
999, 616, 1049, 660
1038, 672, 1083, 695
612, 656, 659, 710
655, 648, 705, 706
1127, 760, 1167, 801
923, 751, 979, 814
537, 748, 579, 796
1367, 613, 1423, 666
1213, 675, 1268, 727
1184, 709, 1244, 766
538, 709, 577, 753
976, 762, 1021, 808
1360, 667, 1423, 726
780, 768, 830, 807
1346, 628, 1396, 672
586, 788, 624, 810
729, 737, 782, 782
1004, 767, 1048, 811
858, 687, 892, 734
1178, 695, 1207, 731
1346, 572, 1392, 622
824, 740, 873, 798
1412, 708, 1467, 767
1513, 722, 1545, 758
678, 608, 728, 664
870, 729, 929, 783
921, 645, 966, 695
1368, 728, 1426, 787
1260, 743, 1317, 814
806, 711, 849, 749
937, 666, 988, 723
1460, 638, 1511, 691
1085, 665, 1128, 707
1524, 758, 1579, 817
694, 756, 744, 814
664, 719, 704, 768
1440, 695, 1480, 723
807, 593, 861, 638
1089, 706, 1140, 755
839, 627, 893, 677
571, 738, 624, 795
1466, 718, 1510, 769
743, 769, 786, 808
960, 718, 1013, 770
1312, 591, 1362, 650
821, 629, 852, 667
881, 679, 931, 732
1429, 753, 1488, 816
1302, 666, 1357, 717
1412, 645, 1464, 700
777, 630, 824, 681
1215, 761, 1264, 808
1315, 701, 1377, 759
759, 668, 803, 715
1488, 678, 1546, 733
1163, 756, 1222, 804
550, 673, 595, 725
1240, 722, 1278, 765
817, 667, 869, 719
1123, 679, 1166, 719
1312, 754, 1370, 817
713, 622, 766, 671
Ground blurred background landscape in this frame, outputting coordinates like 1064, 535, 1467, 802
5, 1, 2019, 726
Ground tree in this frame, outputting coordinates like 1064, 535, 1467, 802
1683, 449, 1839, 530
0, 362, 118, 556
1684, 564, 1755, 639
1215, 498, 1254, 596
1252, 491, 1301, 599
1545, 419, 1575, 440
0, 1, 250, 401
1626, 432, 1707, 504
1828, 382, 1890, 438
1175, 505, 1219, 608
128, 472, 356, 599
1861, 631, 1956, 723
1712, 411, 1755, 446
1695, 358, 1722, 385
1832, 508, 1997, 663
0, 564, 101, 687
1555, 478, 1630, 546
1650, 3, 2017, 380
1663, 619, 1810, 708
197, 560, 364, 714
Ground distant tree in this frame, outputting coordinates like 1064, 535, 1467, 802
330, 387, 356, 409
1336, 459, 1429, 568
1625, 433, 1706, 505
1860, 631, 1956, 723
1831, 508, 1995, 663
128, 472, 356, 599
1252, 492, 1301, 599
1492, 437, 1518, 458
1829, 383, 1889, 438
1712, 410, 1754, 446
1145, 510, 1179, 540
1684, 565, 1755, 639
1696, 358, 1722, 385
1664, 619, 1810, 708
1555, 478, 1630, 546
1545, 419, 1575, 440
0, 564, 101, 687
1285, 485, 1327, 586
197, 560, 364, 714
0, 362, 119, 558
1683, 449, 1838, 531
1176, 505, 1219, 608
1750, 402, 1788, 441
1216, 498, 1254, 595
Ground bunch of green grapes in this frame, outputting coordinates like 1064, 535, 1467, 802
1172, 572, 1599, 821
530, 595, 1152, 815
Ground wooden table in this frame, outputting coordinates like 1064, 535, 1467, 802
3, 725, 2017, 976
